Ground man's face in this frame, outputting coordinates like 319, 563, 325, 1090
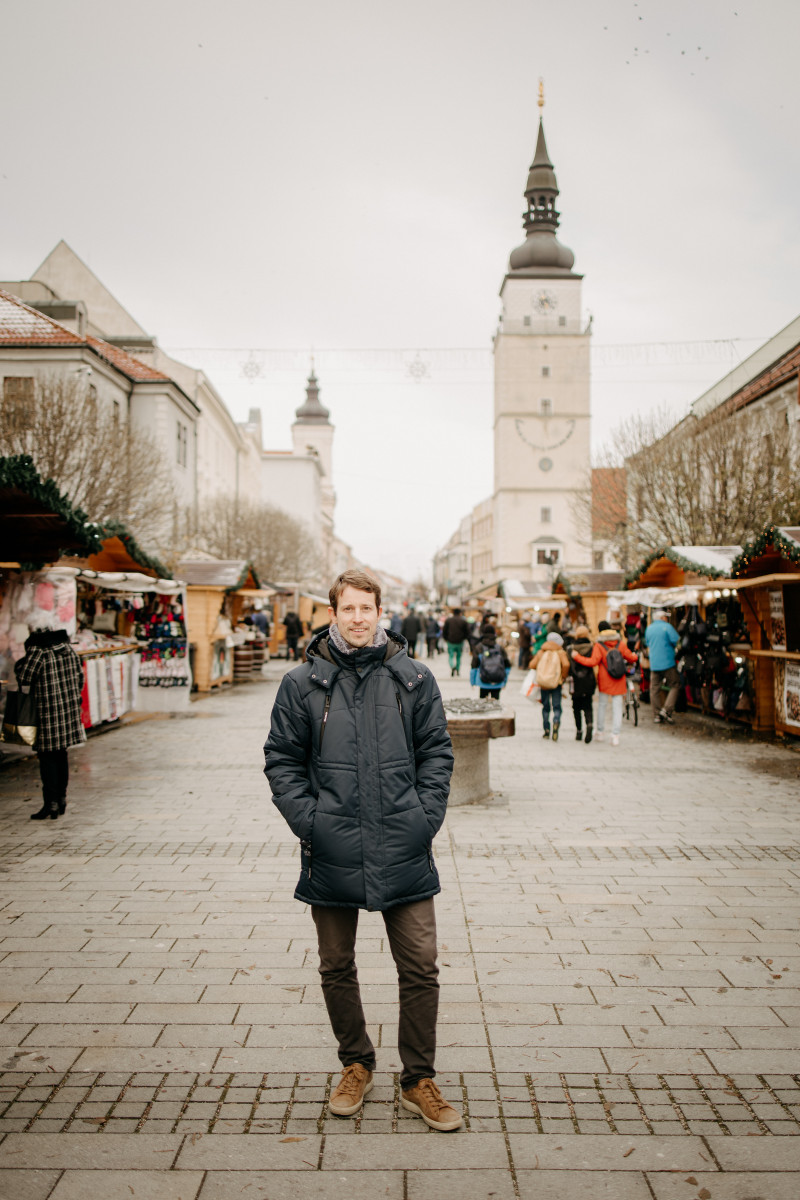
329, 586, 382, 648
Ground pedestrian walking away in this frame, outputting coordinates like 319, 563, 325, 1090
517, 618, 532, 669
442, 608, 470, 676
425, 614, 440, 659
13, 628, 85, 820
566, 624, 596, 742
283, 611, 304, 661
470, 624, 511, 699
530, 632, 570, 741
264, 569, 463, 1131
401, 608, 422, 660
571, 622, 637, 745
646, 609, 680, 724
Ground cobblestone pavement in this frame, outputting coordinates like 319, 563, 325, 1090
0, 654, 799, 1199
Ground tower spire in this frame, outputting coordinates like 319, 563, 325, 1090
507, 92, 575, 276
294, 361, 330, 424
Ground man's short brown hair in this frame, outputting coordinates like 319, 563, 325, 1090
329, 570, 382, 612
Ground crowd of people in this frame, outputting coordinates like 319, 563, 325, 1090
458, 606, 682, 748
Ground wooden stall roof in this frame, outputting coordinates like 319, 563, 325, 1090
625, 546, 741, 589
0, 454, 101, 564
177, 559, 261, 591
731, 527, 800, 579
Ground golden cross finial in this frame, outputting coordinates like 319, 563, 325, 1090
538, 78, 545, 111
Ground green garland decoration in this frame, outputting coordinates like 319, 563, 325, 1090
552, 571, 573, 596
624, 546, 727, 588
731, 526, 800, 578
94, 520, 171, 582
0, 454, 102, 567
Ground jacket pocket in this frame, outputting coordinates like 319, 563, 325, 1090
300, 838, 312, 880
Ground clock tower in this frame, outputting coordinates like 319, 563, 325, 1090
492, 97, 591, 584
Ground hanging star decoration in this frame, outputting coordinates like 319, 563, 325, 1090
407, 354, 431, 383
241, 353, 264, 382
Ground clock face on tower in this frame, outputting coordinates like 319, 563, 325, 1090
532, 289, 557, 314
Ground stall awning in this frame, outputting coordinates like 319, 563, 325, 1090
608, 585, 705, 609
76, 569, 182, 596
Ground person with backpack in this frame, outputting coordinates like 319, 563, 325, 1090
566, 624, 596, 743
470, 625, 511, 699
571, 622, 637, 746
529, 632, 570, 740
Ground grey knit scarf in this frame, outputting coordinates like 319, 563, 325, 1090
328, 623, 388, 656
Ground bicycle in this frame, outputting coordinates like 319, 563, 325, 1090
623, 672, 639, 726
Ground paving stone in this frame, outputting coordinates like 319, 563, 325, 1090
175, 1132, 322, 1168
406, 1168, 516, 1199
516, 1171, 653, 1199
323, 1133, 507, 1170
48, 1171, 205, 1199
0, 1133, 183, 1168
0, 1170, 62, 1199
646, 1173, 800, 1199
508, 1135, 716, 1170
199, 1172, 402, 1199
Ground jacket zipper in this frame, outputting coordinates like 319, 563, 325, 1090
319, 693, 331, 751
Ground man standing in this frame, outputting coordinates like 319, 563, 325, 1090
645, 610, 680, 724
264, 570, 462, 1131
442, 607, 470, 677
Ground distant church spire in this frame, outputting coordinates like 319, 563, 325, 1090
508, 86, 576, 275
294, 363, 330, 424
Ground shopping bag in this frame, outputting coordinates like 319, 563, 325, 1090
1, 688, 38, 746
519, 668, 538, 697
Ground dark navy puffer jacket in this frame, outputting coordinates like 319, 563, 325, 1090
264, 629, 454, 911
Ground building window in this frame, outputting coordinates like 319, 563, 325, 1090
2, 376, 34, 431
541, 365, 550, 377
177, 421, 188, 467
523, 315, 531, 326
540, 398, 552, 416
558, 315, 567, 327
541, 506, 552, 524
537, 548, 559, 566
593, 550, 605, 570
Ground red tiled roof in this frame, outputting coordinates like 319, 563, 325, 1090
0, 289, 170, 384
85, 335, 170, 383
0, 289, 84, 345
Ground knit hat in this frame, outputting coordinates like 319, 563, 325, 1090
653, 609, 668, 619
597, 620, 611, 631
573, 624, 591, 640
546, 632, 564, 646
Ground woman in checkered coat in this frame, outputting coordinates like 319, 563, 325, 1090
14, 629, 85, 820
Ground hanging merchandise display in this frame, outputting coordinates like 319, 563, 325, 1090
131, 595, 191, 690
73, 573, 191, 716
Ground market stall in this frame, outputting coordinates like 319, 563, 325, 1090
176, 559, 274, 691
725, 526, 800, 736
608, 544, 753, 723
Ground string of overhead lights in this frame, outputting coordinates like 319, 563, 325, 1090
162, 337, 766, 385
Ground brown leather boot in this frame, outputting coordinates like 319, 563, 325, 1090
328, 1063, 374, 1117
401, 1078, 463, 1131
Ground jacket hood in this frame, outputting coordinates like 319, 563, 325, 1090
598, 628, 621, 644
571, 637, 593, 653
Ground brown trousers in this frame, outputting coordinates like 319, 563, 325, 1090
311, 897, 439, 1089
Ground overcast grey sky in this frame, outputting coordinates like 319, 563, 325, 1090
2, 0, 799, 579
